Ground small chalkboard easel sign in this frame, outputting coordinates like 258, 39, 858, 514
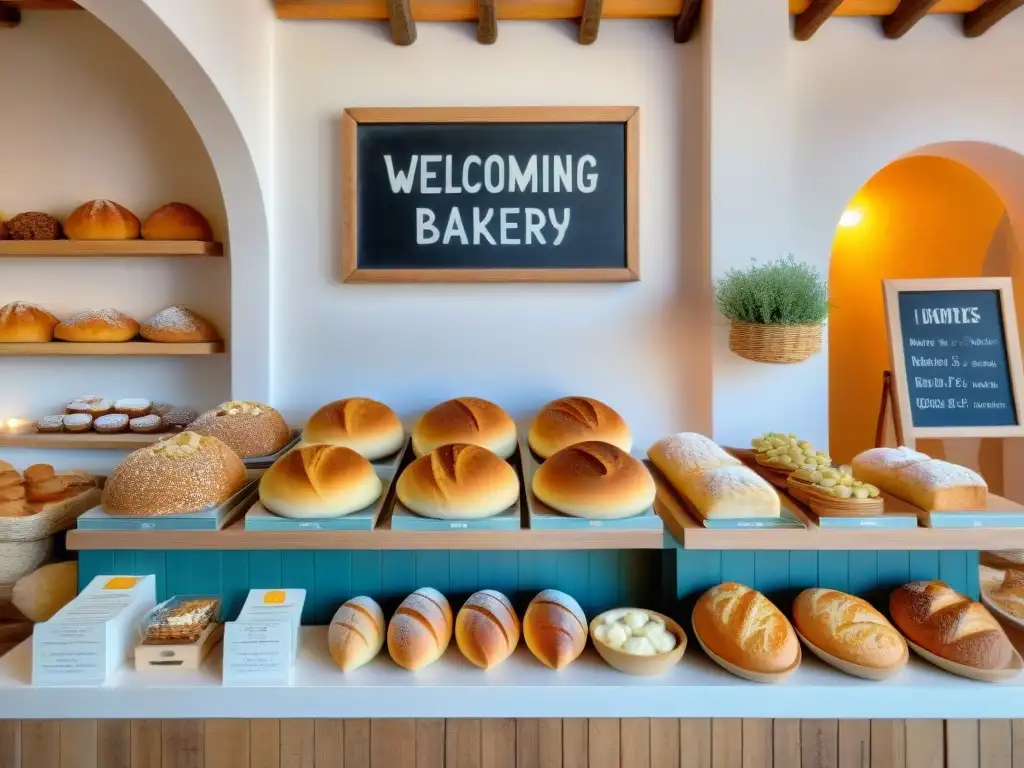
881, 277, 1024, 448
340, 106, 639, 283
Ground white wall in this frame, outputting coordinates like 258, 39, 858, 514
0, 11, 228, 471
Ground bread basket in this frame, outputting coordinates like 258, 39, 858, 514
589, 608, 687, 676
0, 538, 53, 585
729, 322, 823, 364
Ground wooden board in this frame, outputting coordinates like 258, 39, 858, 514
0, 432, 173, 450
0, 241, 221, 257
0, 342, 223, 356
791, 0, 982, 12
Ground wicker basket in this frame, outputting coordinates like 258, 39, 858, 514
0, 487, 100, 543
729, 322, 823, 364
0, 538, 53, 586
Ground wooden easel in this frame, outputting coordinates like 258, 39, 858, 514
874, 370, 905, 448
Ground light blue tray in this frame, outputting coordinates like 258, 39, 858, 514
923, 511, 1024, 529
244, 500, 378, 531
390, 500, 523, 531
815, 513, 919, 529
76, 481, 258, 531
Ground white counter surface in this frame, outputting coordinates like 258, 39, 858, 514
1, 627, 1021, 719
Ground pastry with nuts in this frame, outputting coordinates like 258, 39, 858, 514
189, 401, 291, 459
752, 432, 831, 473
5, 212, 62, 240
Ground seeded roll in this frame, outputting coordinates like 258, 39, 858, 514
189, 401, 291, 459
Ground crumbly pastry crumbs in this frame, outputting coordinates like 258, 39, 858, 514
6, 212, 62, 240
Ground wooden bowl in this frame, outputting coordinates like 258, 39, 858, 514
795, 629, 907, 681
905, 637, 1023, 683
589, 608, 687, 676
691, 609, 801, 683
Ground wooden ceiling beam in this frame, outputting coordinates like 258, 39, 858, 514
0, 2, 21, 27
882, 0, 943, 36
963, 0, 1024, 35
385, 0, 416, 43
793, 0, 844, 39
477, 0, 497, 42
578, 0, 602, 43
674, 0, 700, 42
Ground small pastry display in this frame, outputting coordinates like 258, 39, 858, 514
67, 396, 113, 417
94, 414, 129, 434
5, 212, 62, 240
0, 301, 59, 342
142, 596, 220, 644
101, 431, 247, 516
142, 203, 214, 241
531, 441, 655, 519
752, 432, 831, 473
62, 414, 93, 433
140, 306, 220, 343
455, 590, 520, 670
33, 396, 184, 436
412, 397, 516, 459
130, 415, 164, 434
592, 609, 677, 656
259, 444, 381, 518
523, 589, 587, 670
11, 561, 78, 622
387, 588, 453, 671
396, 443, 519, 520
852, 447, 987, 512
189, 401, 291, 458
329, 596, 386, 672
54, 309, 139, 343
528, 396, 632, 459
64, 200, 140, 241
0, 464, 92, 515
302, 398, 404, 460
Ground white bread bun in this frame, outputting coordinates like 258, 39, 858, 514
396, 444, 519, 520
455, 590, 520, 670
140, 306, 220, 343
53, 309, 139, 342
303, 398, 404, 460
142, 203, 214, 241
64, 200, 140, 240
528, 397, 631, 459
190, 401, 292, 459
387, 588, 453, 671
523, 589, 588, 670
793, 588, 907, 670
531, 441, 655, 519
0, 302, 59, 342
328, 596, 385, 672
412, 397, 516, 459
259, 444, 381, 519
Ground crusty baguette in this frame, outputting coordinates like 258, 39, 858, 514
328, 596, 385, 672
455, 590, 520, 669
387, 588, 452, 671
793, 588, 906, 670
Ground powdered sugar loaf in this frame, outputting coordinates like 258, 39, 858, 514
898, 459, 986, 491
648, 432, 740, 477
140, 306, 220, 342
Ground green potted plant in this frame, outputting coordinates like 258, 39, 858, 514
714, 256, 829, 364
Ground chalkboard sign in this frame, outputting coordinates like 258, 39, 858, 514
883, 278, 1024, 441
341, 107, 638, 283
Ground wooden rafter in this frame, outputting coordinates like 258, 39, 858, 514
385, 0, 415, 44
793, 0, 844, 39
882, 0, 943, 37
963, 0, 1024, 35
674, 0, 701, 42
0, 2, 20, 27
477, 0, 497, 42
578, 0, 602, 44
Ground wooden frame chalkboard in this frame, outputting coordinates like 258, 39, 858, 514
341, 107, 639, 283
883, 277, 1024, 447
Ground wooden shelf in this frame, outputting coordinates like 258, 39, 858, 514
789, 0, 982, 14
0, 241, 222, 258
0, 432, 174, 450
275, 0, 683, 20
0, 341, 223, 356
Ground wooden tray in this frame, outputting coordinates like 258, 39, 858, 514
589, 609, 687, 676
906, 637, 1023, 683
786, 476, 885, 518
795, 629, 907, 681
691, 609, 801, 683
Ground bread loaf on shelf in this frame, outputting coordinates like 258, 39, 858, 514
140, 306, 220, 343
190, 401, 292, 459
693, 582, 799, 674
396, 443, 519, 520
259, 445, 382, 519
303, 398, 404, 460
528, 396, 631, 459
793, 588, 907, 670
523, 589, 588, 670
387, 588, 453, 671
53, 309, 139, 343
890, 581, 1013, 670
328, 596, 385, 672
64, 200, 140, 240
0, 302, 59, 342
412, 397, 516, 459
455, 590, 520, 669
852, 447, 986, 511
142, 203, 214, 241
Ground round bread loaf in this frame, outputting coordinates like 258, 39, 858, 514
140, 306, 220, 343
101, 431, 246, 516
64, 200, 140, 240
793, 588, 907, 670
53, 309, 139, 342
189, 401, 291, 458
529, 397, 631, 459
531, 441, 655, 520
412, 397, 516, 458
142, 203, 213, 241
6, 212, 61, 240
303, 398, 404, 460
0, 302, 59, 342
396, 444, 519, 520
259, 445, 382, 518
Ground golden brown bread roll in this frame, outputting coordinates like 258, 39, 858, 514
53, 309, 139, 342
259, 445, 381, 518
793, 588, 907, 670
189, 401, 292, 459
140, 306, 220, 343
0, 471, 23, 489
64, 200, 140, 240
23, 464, 54, 484
0, 500, 29, 517
455, 590, 520, 670
387, 588, 453, 671
693, 582, 799, 674
523, 589, 587, 670
0, 302, 59, 342
303, 398, 404, 460
0, 485, 26, 502
852, 447, 987, 512
532, 441, 655, 519
142, 203, 213, 241
396, 444, 519, 520
528, 397, 631, 459
101, 431, 247, 516
890, 581, 1013, 670
26, 476, 68, 504
412, 397, 516, 459
328, 596, 385, 672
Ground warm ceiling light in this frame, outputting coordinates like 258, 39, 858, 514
839, 210, 862, 228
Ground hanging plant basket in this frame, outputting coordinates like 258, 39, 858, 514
729, 322, 824, 364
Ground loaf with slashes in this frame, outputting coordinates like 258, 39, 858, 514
852, 446, 986, 511
793, 588, 906, 671
647, 432, 779, 519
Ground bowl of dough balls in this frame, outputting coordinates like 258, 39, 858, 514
589, 608, 687, 676
788, 465, 883, 516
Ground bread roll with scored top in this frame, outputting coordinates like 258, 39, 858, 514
64, 200, 140, 240
140, 306, 220, 343
142, 203, 214, 241
693, 582, 799, 674
396, 443, 519, 519
793, 588, 907, 670
387, 588, 453, 671
528, 396, 632, 459
259, 445, 381, 518
303, 398, 404, 460
532, 441, 655, 519
328, 596, 385, 672
53, 309, 139, 342
0, 302, 59, 342
890, 581, 1013, 670
412, 397, 516, 458
852, 447, 986, 511
523, 589, 588, 670
190, 401, 291, 459
101, 431, 246, 516
455, 590, 520, 669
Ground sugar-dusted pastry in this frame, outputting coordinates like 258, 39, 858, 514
114, 398, 152, 417
852, 447, 986, 511
0, 301, 59, 342
36, 416, 64, 434
142, 203, 214, 241
130, 415, 163, 434
94, 414, 129, 434
328, 596, 385, 672
54, 309, 139, 343
64, 200, 140, 240
189, 401, 291, 459
528, 396, 631, 459
793, 588, 906, 670
5, 212, 61, 240
62, 414, 93, 433
140, 306, 220, 343
523, 589, 587, 670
